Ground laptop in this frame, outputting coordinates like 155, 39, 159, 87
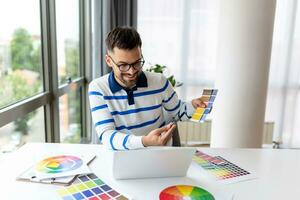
112, 146, 196, 180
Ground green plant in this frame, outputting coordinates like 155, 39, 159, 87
146, 64, 183, 87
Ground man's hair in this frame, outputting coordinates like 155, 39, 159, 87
105, 27, 142, 52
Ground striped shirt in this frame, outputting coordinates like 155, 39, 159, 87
88, 71, 195, 150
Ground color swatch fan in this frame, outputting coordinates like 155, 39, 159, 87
191, 89, 218, 123
159, 185, 215, 200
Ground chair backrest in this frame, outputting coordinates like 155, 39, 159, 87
172, 124, 181, 147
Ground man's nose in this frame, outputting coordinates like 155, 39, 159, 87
127, 65, 137, 74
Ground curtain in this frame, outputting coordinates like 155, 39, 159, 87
137, 0, 220, 101
110, 0, 137, 29
92, 0, 137, 79
266, 0, 300, 148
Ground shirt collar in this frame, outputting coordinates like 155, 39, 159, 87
108, 71, 148, 93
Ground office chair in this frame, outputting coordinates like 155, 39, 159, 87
172, 125, 181, 147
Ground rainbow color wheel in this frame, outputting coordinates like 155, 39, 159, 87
36, 155, 83, 173
159, 185, 215, 200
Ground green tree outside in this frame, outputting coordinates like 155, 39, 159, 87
4, 28, 81, 142
10, 28, 40, 73
5, 27, 42, 136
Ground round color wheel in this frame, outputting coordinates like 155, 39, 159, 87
36, 155, 83, 173
159, 185, 215, 200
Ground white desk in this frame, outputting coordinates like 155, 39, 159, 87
0, 142, 300, 199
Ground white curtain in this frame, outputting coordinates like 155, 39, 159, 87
266, 0, 300, 148
137, 0, 220, 104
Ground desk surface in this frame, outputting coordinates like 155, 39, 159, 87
0, 143, 300, 200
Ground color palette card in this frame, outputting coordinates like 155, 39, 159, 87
160, 185, 215, 200
193, 151, 256, 184
191, 89, 218, 123
57, 173, 130, 200
17, 154, 95, 183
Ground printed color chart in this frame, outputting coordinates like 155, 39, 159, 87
159, 185, 215, 200
36, 155, 83, 173
57, 173, 129, 200
193, 151, 255, 184
191, 89, 218, 123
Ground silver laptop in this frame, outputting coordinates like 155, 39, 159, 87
112, 147, 196, 180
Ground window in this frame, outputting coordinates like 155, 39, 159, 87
0, 107, 45, 153
55, 0, 85, 144
0, 0, 43, 109
0, 0, 92, 152
56, 0, 80, 85
59, 89, 82, 143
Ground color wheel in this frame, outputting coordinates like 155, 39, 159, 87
159, 185, 215, 200
36, 155, 83, 173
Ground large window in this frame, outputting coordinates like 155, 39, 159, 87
0, 107, 45, 153
56, 0, 83, 143
56, 0, 80, 85
59, 90, 82, 143
0, 0, 43, 109
0, 0, 92, 153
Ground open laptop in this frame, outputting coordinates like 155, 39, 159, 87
112, 146, 196, 180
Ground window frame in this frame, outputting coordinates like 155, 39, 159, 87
0, 0, 92, 144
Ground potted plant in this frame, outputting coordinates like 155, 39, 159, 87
146, 64, 183, 87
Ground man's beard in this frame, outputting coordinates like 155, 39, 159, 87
118, 71, 140, 88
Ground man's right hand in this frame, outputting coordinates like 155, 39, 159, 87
142, 123, 177, 147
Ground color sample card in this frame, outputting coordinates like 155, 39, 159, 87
191, 89, 218, 123
57, 173, 129, 200
159, 185, 215, 200
193, 151, 256, 184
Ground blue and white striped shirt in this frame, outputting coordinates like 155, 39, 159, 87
88, 71, 195, 150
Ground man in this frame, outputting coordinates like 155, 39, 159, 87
89, 27, 207, 150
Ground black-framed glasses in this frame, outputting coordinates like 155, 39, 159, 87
109, 55, 145, 72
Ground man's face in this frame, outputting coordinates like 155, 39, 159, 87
105, 47, 143, 88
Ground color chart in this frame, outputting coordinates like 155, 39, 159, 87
159, 185, 215, 200
57, 173, 129, 200
191, 89, 218, 123
36, 155, 83, 173
193, 151, 255, 184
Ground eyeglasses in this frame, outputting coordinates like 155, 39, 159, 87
108, 55, 145, 72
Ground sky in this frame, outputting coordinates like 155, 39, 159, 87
0, 0, 40, 40
0, 0, 78, 41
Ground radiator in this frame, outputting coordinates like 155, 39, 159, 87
177, 120, 274, 146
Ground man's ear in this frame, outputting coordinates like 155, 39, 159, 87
105, 54, 113, 68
